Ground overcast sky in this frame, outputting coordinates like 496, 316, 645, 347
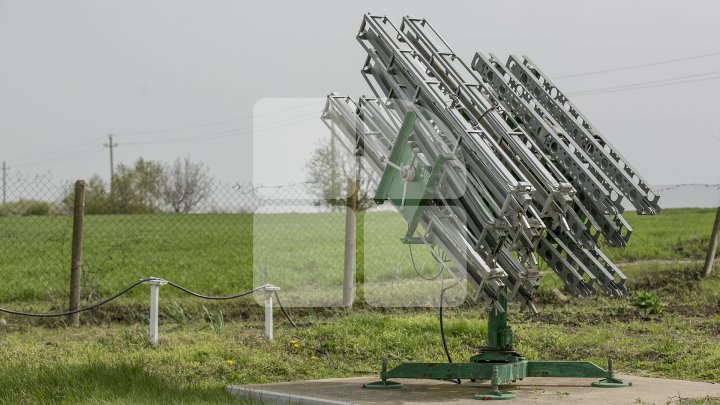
1, 0, 718, 192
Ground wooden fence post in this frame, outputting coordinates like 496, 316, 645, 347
69, 180, 86, 327
703, 207, 720, 277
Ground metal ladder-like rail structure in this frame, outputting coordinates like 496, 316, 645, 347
321, 14, 660, 400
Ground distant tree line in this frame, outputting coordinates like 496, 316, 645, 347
306, 138, 374, 211
0, 200, 53, 216
63, 157, 213, 215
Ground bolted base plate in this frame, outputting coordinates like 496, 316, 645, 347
474, 390, 516, 400
591, 378, 629, 388
363, 380, 403, 389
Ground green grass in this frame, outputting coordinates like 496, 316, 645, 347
0, 207, 719, 403
0, 208, 715, 305
604, 208, 718, 262
1, 289, 719, 403
0, 210, 447, 306
0, 214, 254, 302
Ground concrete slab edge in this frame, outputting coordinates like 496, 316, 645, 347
226, 386, 353, 405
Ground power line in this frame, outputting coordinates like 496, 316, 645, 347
121, 128, 243, 146
568, 74, 720, 97
10, 137, 101, 163
121, 115, 318, 146
7, 113, 318, 168
567, 69, 720, 95
114, 101, 319, 137
11, 145, 103, 168
554, 50, 720, 80
7, 104, 321, 166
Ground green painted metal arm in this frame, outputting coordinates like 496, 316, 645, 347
373, 111, 452, 242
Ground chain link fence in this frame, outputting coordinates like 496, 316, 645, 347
1, 171, 718, 311
0, 171, 450, 310
0, 171, 263, 306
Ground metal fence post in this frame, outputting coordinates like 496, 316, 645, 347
704, 207, 720, 277
263, 284, 280, 340
69, 180, 86, 327
146, 278, 167, 346
343, 178, 357, 307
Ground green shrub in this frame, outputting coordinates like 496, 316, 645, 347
23, 201, 50, 216
633, 291, 663, 315
0, 200, 51, 216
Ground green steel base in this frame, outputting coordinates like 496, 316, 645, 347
361, 289, 627, 399
591, 378, 629, 388
364, 353, 628, 400
374, 359, 611, 382
363, 380, 403, 389
474, 390, 516, 400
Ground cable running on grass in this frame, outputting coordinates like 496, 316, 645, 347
0, 279, 297, 328
165, 282, 264, 300
0, 278, 155, 317
273, 290, 297, 327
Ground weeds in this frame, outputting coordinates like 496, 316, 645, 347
164, 302, 188, 328
633, 291, 664, 315
202, 306, 225, 334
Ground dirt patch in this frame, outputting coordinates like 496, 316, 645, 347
628, 265, 705, 293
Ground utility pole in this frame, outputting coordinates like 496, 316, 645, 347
103, 134, 118, 196
2, 161, 6, 204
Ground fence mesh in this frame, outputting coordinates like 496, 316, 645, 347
0, 171, 718, 310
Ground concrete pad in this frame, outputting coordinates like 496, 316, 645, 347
228, 375, 720, 405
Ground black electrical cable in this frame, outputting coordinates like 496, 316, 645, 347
439, 282, 461, 384
408, 245, 444, 281
439, 284, 454, 363
0, 278, 154, 317
0, 279, 298, 329
273, 290, 297, 328
165, 282, 263, 300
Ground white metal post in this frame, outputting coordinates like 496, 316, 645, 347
263, 284, 280, 340
145, 278, 168, 346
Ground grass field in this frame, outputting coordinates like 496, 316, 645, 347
0, 208, 719, 403
1, 208, 716, 304
0, 209, 461, 306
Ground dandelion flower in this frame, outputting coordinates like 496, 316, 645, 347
226, 359, 234, 366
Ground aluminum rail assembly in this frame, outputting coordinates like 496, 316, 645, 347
321, 94, 520, 311
321, 14, 661, 395
358, 15, 546, 258
399, 16, 627, 296
357, 14, 613, 297
506, 56, 661, 215
322, 14, 660, 309
356, 96, 542, 306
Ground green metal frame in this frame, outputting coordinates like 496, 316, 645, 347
368, 112, 627, 400
366, 295, 627, 399
373, 111, 452, 243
